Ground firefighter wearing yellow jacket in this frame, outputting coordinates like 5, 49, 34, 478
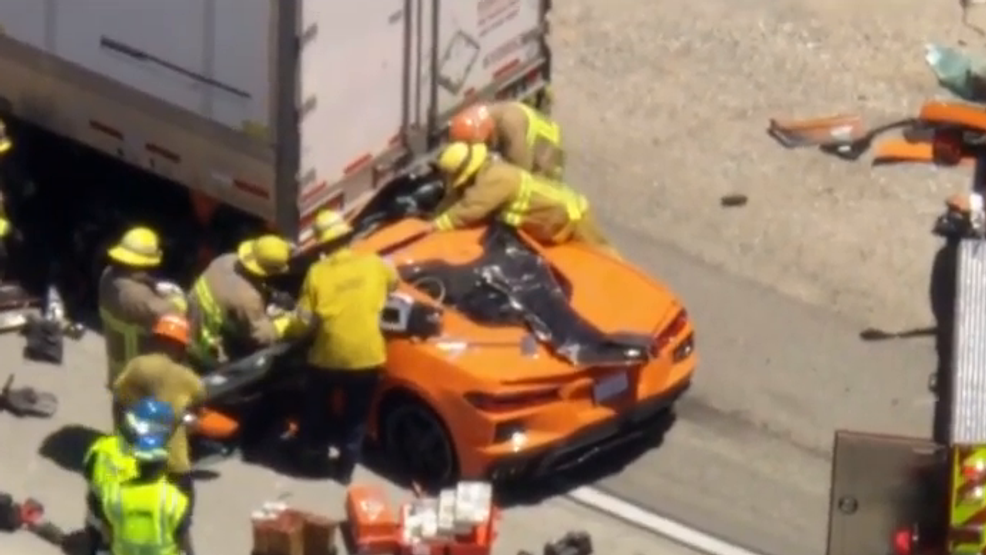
292, 209, 398, 483
187, 234, 293, 366
449, 101, 565, 180
429, 142, 619, 257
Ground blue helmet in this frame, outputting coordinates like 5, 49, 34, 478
125, 397, 175, 436
130, 433, 169, 462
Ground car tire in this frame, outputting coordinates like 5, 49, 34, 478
381, 393, 459, 489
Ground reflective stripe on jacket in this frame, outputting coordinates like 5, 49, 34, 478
100, 307, 146, 387
102, 480, 188, 555
432, 161, 586, 243
84, 435, 139, 493
188, 277, 224, 364
495, 102, 564, 180
500, 173, 587, 242
98, 268, 182, 388
187, 253, 280, 364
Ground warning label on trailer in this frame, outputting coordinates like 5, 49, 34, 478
478, 0, 520, 36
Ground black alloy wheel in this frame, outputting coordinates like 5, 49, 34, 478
382, 398, 458, 489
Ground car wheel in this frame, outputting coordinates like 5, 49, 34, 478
382, 395, 459, 488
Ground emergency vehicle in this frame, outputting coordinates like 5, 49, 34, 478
0, 1, 552, 244
827, 102, 986, 555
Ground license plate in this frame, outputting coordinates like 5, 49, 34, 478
593, 372, 629, 403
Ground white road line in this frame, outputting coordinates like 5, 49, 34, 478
566, 486, 767, 555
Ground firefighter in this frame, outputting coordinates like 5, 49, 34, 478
112, 314, 204, 510
98, 226, 185, 389
95, 433, 195, 555
449, 101, 565, 180
428, 142, 621, 258
292, 209, 398, 483
82, 397, 175, 555
187, 234, 293, 367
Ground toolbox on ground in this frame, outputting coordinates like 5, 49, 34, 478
345, 485, 401, 554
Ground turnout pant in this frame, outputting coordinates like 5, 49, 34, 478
297, 367, 382, 462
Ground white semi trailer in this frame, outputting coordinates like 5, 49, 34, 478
0, 0, 552, 242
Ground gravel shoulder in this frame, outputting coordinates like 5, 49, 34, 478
553, 0, 986, 327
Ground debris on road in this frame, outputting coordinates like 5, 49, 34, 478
0, 374, 57, 417
720, 194, 748, 207
768, 115, 866, 149
925, 43, 986, 102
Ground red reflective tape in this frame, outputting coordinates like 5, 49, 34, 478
300, 180, 328, 204
493, 58, 521, 79
89, 120, 123, 140
343, 153, 373, 176
145, 143, 180, 163
233, 180, 270, 199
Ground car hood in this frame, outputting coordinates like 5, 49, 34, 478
360, 219, 687, 380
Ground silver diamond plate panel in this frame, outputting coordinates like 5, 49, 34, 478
951, 239, 986, 444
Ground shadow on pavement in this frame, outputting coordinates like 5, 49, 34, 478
855, 241, 955, 443
496, 411, 678, 508
38, 424, 102, 475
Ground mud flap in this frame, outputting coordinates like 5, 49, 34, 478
826, 431, 948, 555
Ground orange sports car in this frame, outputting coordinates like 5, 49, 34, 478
191, 175, 697, 484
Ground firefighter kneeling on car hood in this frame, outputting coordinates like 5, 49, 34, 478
427, 142, 620, 258
187, 234, 294, 367
289, 209, 399, 484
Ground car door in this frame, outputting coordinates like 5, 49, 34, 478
826, 430, 948, 555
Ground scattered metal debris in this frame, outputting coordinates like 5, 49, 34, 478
720, 194, 748, 207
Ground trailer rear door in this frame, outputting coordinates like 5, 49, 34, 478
826, 430, 947, 555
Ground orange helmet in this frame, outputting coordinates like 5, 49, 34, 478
449, 104, 494, 144
153, 314, 190, 345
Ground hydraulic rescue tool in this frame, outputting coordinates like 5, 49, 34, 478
0, 494, 66, 545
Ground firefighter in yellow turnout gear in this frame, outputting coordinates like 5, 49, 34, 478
428, 142, 619, 258
98, 227, 186, 388
292, 209, 398, 483
450, 101, 565, 180
187, 234, 293, 366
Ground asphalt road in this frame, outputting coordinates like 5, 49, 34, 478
0, 216, 939, 555
0, 332, 708, 555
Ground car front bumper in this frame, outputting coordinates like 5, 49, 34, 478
485, 378, 691, 482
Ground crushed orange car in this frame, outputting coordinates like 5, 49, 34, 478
191, 175, 697, 484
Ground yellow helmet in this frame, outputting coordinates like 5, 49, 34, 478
0, 119, 13, 155
436, 142, 488, 188
313, 209, 353, 244
108, 226, 163, 267
237, 235, 291, 277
